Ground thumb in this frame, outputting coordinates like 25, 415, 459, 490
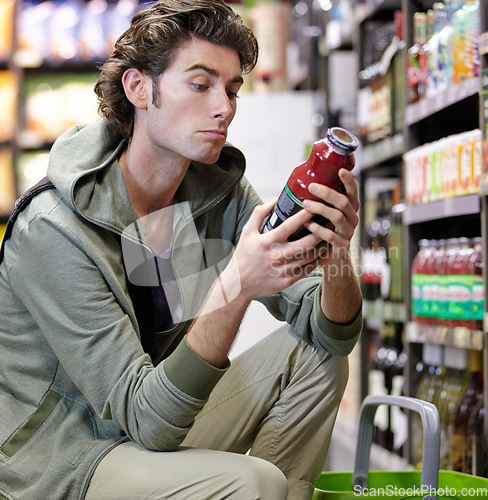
247, 198, 277, 232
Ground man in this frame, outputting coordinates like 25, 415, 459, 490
0, 1, 362, 499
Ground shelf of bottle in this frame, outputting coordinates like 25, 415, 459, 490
355, 134, 404, 173
403, 194, 480, 225
363, 299, 407, 323
405, 77, 481, 126
405, 321, 484, 350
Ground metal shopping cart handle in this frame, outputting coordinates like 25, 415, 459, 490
352, 395, 440, 498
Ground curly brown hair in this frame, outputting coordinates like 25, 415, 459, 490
94, 0, 258, 140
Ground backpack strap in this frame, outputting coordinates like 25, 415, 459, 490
0, 176, 55, 265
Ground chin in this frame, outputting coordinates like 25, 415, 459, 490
195, 150, 223, 165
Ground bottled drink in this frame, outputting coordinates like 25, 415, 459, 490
408, 12, 426, 103
438, 347, 469, 468
447, 237, 471, 328
449, 350, 483, 473
470, 237, 484, 331
261, 127, 358, 241
391, 10, 406, 136
412, 239, 437, 323
411, 344, 444, 469
469, 397, 487, 476
424, 8, 438, 97
386, 184, 404, 302
434, 239, 449, 326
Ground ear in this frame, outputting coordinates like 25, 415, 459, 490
122, 68, 149, 109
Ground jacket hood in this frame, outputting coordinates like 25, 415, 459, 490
47, 118, 246, 235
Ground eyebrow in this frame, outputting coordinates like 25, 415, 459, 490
185, 64, 244, 85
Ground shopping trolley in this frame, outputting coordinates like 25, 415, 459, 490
313, 395, 488, 499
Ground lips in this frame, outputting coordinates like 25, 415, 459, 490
200, 129, 227, 141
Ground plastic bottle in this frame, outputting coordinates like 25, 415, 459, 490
434, 239, 449, 325
469, 236, 484, 331
261, 127, 359, 241
422, 239, 438, 324
447, 237, 471, 328
411, 239, 430, 323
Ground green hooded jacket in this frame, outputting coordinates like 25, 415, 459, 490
0, 119, 361, 499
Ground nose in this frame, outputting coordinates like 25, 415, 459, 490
213, 89, 234, 121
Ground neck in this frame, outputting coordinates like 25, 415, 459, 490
119, 146, 189, 218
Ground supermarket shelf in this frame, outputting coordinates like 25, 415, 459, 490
355, 134, 404, 172
363, 299, 407, 323
403, 194, 480, 225
405, 321, 484, 350
405, 77, 481, 125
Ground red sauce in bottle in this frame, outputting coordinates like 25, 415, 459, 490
261, 127, 358, 241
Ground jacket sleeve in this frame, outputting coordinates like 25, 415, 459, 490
233, 176, 362, 356
7, 207, 227, 452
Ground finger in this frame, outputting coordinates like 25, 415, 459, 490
265, 207, 314, 242
247, 198, 277, 232
305, 220, 351, 251
339, 169, 360, 212
308, 182, 357, 217
303, 198, 358, 237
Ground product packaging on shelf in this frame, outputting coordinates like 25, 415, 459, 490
411, 236, 484, 331
404, 129, 482, 206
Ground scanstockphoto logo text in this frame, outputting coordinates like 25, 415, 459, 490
353, 484, 488, 497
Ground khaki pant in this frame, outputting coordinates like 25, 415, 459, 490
85, 325, 349, 500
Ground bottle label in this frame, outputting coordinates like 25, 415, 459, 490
447, 274, 472, 320
411, 273, 423, 317
472, 277, 484, 320
261, 183, 303, 233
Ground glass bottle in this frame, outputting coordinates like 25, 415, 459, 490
261, 127, 358, 241
449, 350, 483, 472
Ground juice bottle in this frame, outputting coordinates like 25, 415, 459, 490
422, 239, 438, 323
411, 239, 429, 323
469, 236, 484, 331
434, 239, 448, 325
447, 237, 471, 328
261, 127, 359, 241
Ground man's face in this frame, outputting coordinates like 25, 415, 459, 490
143, 37, 243, 166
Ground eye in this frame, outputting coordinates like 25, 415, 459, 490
192, 83, 209, 92
227, 90, 239, 99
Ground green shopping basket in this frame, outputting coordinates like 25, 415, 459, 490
313, 395, 488, 499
